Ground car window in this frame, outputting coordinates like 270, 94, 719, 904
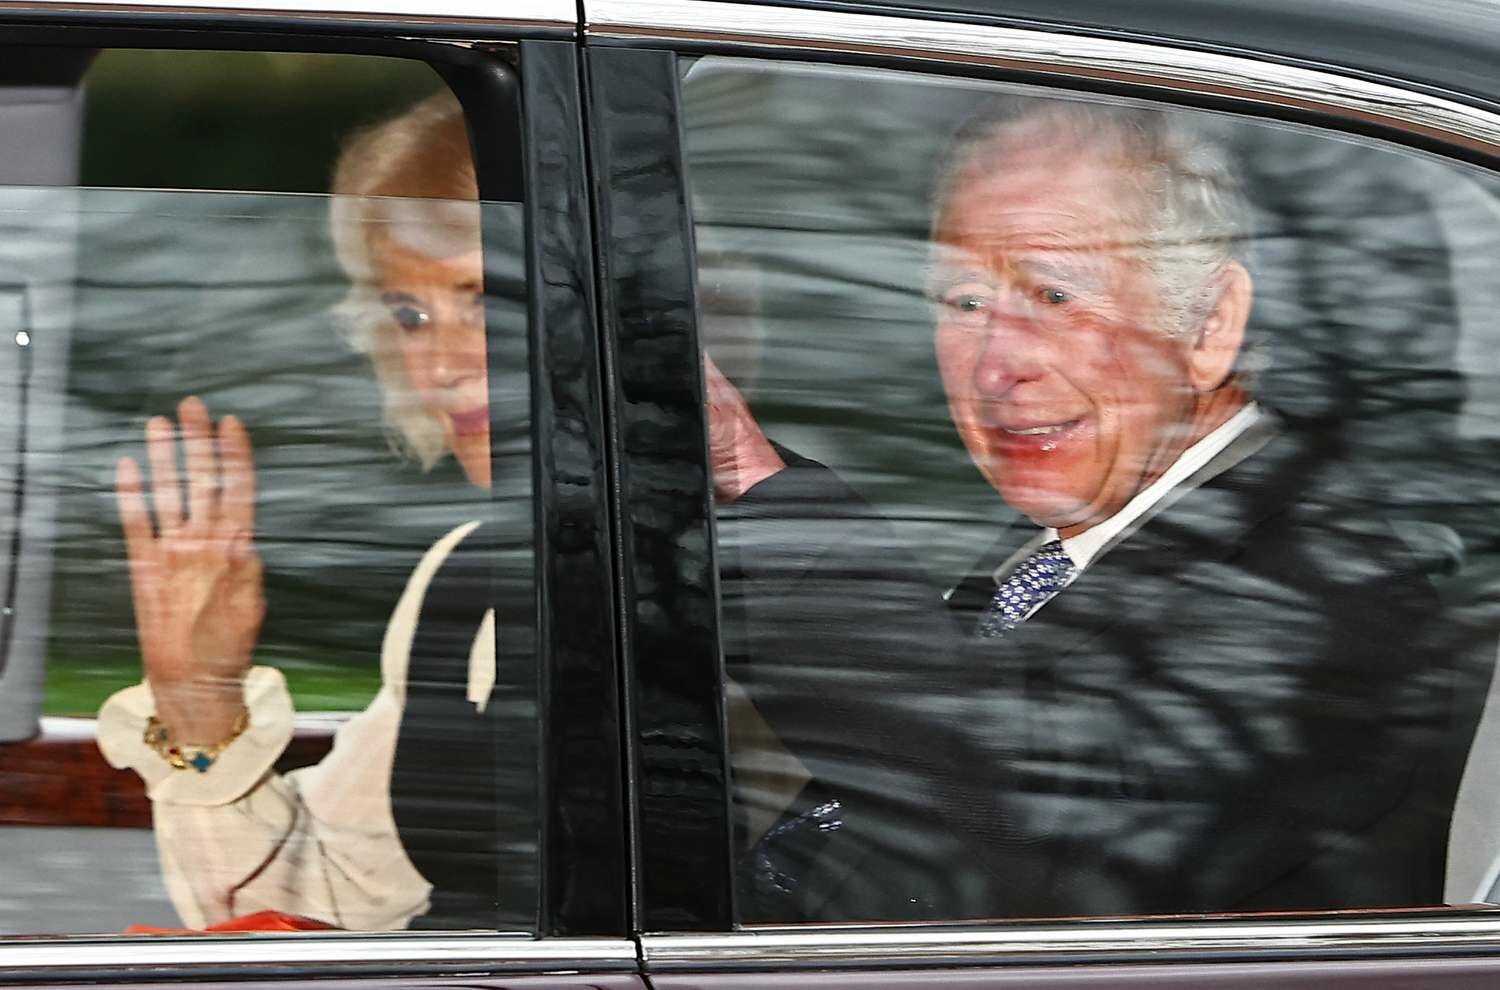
0, 49, 537, 937
682, 54, 1500, 925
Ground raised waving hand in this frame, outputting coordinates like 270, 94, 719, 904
703, 352, 784, 504
115, 396, 265, 743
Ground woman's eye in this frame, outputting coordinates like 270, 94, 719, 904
391, 305, 430, 331
1039, 286, 1072, 305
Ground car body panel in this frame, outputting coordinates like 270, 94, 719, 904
647, 0, 1500, 114
649, 957, 1500, 988
0, 0, 573, 30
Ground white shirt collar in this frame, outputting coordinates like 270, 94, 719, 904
995, 402, 1263, 582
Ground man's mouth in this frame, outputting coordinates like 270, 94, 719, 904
991, 417, 1084, 453
1002, 422, 1075, 436
447, 406, 490, 437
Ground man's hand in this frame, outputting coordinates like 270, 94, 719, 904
115, 396, 265, 744
704, 354, 784, 504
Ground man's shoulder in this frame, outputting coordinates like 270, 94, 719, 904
722, 445, 939, 596
1186, 423, 1451, 601
731, 445, 867, 520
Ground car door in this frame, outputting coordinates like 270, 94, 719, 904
589, 0, 1500, 985
0, 2, 638, 987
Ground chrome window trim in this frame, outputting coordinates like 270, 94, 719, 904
0, 935, 638, 980
587, 0, 1500, 158
641, 917, 1500, 970
0, 0, 573, 29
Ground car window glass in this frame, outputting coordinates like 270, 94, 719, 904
0, 49, 536, 937
683, 55, 1500, 925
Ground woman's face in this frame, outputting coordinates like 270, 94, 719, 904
376, 237, 492, 489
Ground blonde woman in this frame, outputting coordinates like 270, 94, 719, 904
97, 91, 504, 932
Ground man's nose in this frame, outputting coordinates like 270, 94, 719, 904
970, 302, 1046, 398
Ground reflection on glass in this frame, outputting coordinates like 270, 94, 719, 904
0, 84, 535, 937
688, 58, 1500, 925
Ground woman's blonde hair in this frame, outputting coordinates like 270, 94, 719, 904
329, 89, 479, 469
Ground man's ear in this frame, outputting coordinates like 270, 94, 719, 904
1187, 260, 1251, 393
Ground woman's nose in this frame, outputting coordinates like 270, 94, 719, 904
429, 299, 486, 381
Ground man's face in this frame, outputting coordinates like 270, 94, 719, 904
932, 136, 1206, 537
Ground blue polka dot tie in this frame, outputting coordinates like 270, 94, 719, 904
977, 539, 1076, 638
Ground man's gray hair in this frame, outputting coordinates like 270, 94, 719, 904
935, 96, 1251, 339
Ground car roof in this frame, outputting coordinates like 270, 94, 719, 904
0, 0, 575, 31
9, 0, 1500, 117
709, 0, 1500, 111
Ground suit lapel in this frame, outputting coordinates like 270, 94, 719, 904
943, 515, 1035, 622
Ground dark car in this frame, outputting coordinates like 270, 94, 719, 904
5, 0, 1500, 986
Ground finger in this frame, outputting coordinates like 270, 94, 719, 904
218, 414, 256, 534
703, 354, 746, 442
229, 535, 266, 621
702, 351, 726, 390
225, 528, 259, 570
144, 415, 183, 531
179, 396, 216, 530
703, 352, 747, 407
115, 456, 154, 557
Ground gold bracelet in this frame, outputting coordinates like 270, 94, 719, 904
143, 709, 250, 773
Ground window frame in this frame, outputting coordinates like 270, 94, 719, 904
0, 2, 633, 976
586, 0, 1500, 971
586, 43, 731, 936
0, 1, 574, 41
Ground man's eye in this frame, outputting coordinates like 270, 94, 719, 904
1039, 286, 1072, 305
942, 291, 990, 316
391, 305, 430, 331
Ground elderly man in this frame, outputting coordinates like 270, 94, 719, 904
710, 98, 1489, 923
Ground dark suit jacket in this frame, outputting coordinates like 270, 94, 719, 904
720, 417, 1494, 923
